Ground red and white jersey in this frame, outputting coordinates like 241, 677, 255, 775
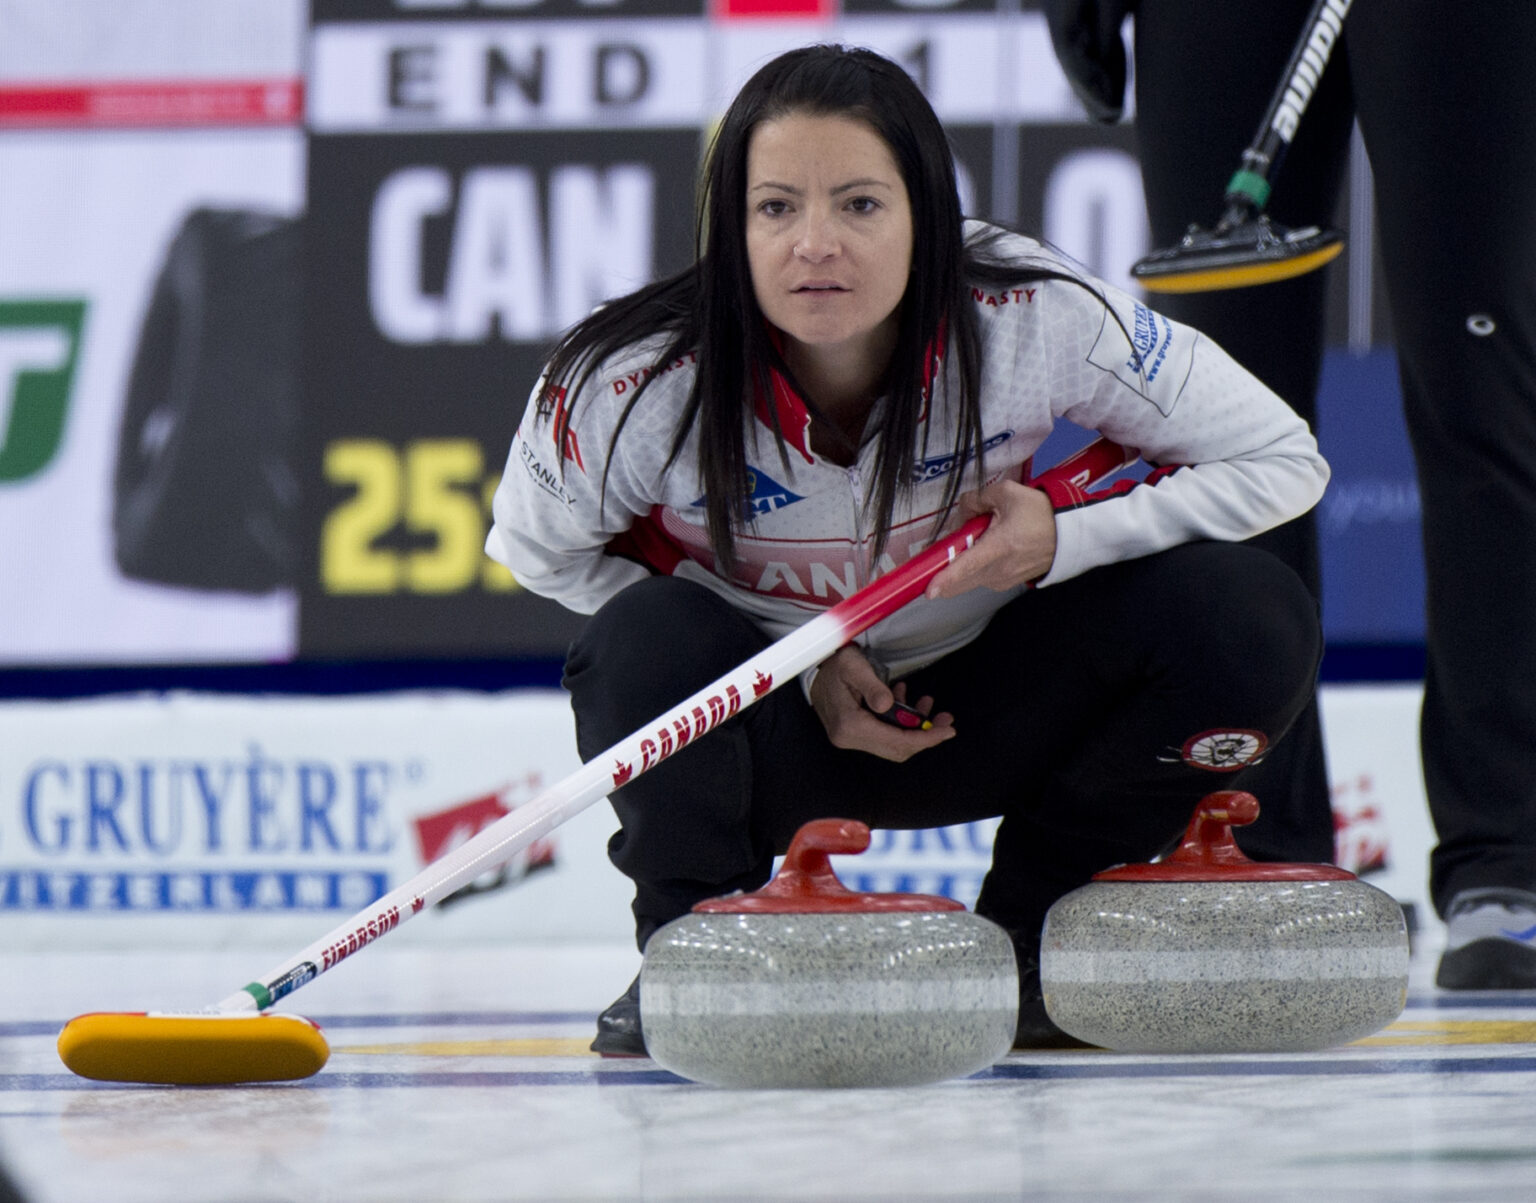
487, 226, 1329, 678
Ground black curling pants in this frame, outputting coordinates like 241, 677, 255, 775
1133, 0, 1536, 912
564, 542, 1322, 952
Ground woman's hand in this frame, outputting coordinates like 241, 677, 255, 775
925, 481, 1057, 599
809, 646, 955, 762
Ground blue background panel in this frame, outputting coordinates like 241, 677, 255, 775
1315, 348, 1424, 645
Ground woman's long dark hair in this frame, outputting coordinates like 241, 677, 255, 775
537, 44, 1090, 573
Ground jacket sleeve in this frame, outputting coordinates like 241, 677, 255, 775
1033, 277, 1330, 588
484, 376, 656, 616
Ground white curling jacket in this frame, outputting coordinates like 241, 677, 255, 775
487, 225, 1329, 680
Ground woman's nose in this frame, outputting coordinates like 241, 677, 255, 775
793, 210, 839, 261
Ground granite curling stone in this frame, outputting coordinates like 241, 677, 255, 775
639, 818, 1019, 1088
1040, 791, 1410, 1053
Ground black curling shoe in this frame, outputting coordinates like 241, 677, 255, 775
590, 974, 648, 1057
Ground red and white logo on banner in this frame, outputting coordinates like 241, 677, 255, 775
413, 777, 557, 907
0, 80, 302, 129
1332, 773, 1391, 876
713, 0, 837, 18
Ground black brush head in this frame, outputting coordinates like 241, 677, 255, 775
1132, 216, 1345, 293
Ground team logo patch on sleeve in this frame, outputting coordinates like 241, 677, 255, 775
1087, 301, 1194, 416
517, 437, 575, 506
1162, 729, 1270, 772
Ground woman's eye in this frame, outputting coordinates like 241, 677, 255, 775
757, 199, 790, 217
847, 197, 880, 214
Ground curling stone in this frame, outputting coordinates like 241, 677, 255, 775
1040, 791, 1409, 1053
639, 818, 1018, 1088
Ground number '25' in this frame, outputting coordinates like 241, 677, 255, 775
321, 438, 516, 594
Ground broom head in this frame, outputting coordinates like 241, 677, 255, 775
58, 1011, 330, 1085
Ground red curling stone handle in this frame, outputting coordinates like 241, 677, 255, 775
1094, 791, 1356, 883
694, 818, 965, 913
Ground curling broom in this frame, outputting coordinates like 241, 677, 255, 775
1131, 0, 1350, 293
57, 435, 1135, 1085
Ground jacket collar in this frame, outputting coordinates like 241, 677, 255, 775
751, 323, 946, 465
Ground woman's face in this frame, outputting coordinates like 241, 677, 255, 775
744, 111, 914, 369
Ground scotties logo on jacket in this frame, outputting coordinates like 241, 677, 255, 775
912, 431, 1012, 484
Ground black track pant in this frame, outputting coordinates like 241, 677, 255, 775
565, 542, 1321, 952
1133, 0, 1536, 913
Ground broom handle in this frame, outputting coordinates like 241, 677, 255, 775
219, 436, 1134, 1015
1223, 0, 1351, 218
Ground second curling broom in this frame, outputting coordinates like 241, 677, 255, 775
1131, 0, 1352, 294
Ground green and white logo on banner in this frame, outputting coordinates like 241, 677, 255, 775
0, 300, 87, 483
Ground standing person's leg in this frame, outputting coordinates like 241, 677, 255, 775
1130, 0, 1356, 862
1348, 0, 1536, 986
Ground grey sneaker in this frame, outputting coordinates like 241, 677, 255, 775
1436, 887, 1536, 989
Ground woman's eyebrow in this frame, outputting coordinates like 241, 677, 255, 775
830, 178, 895, 195
747, 178, 896, 195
